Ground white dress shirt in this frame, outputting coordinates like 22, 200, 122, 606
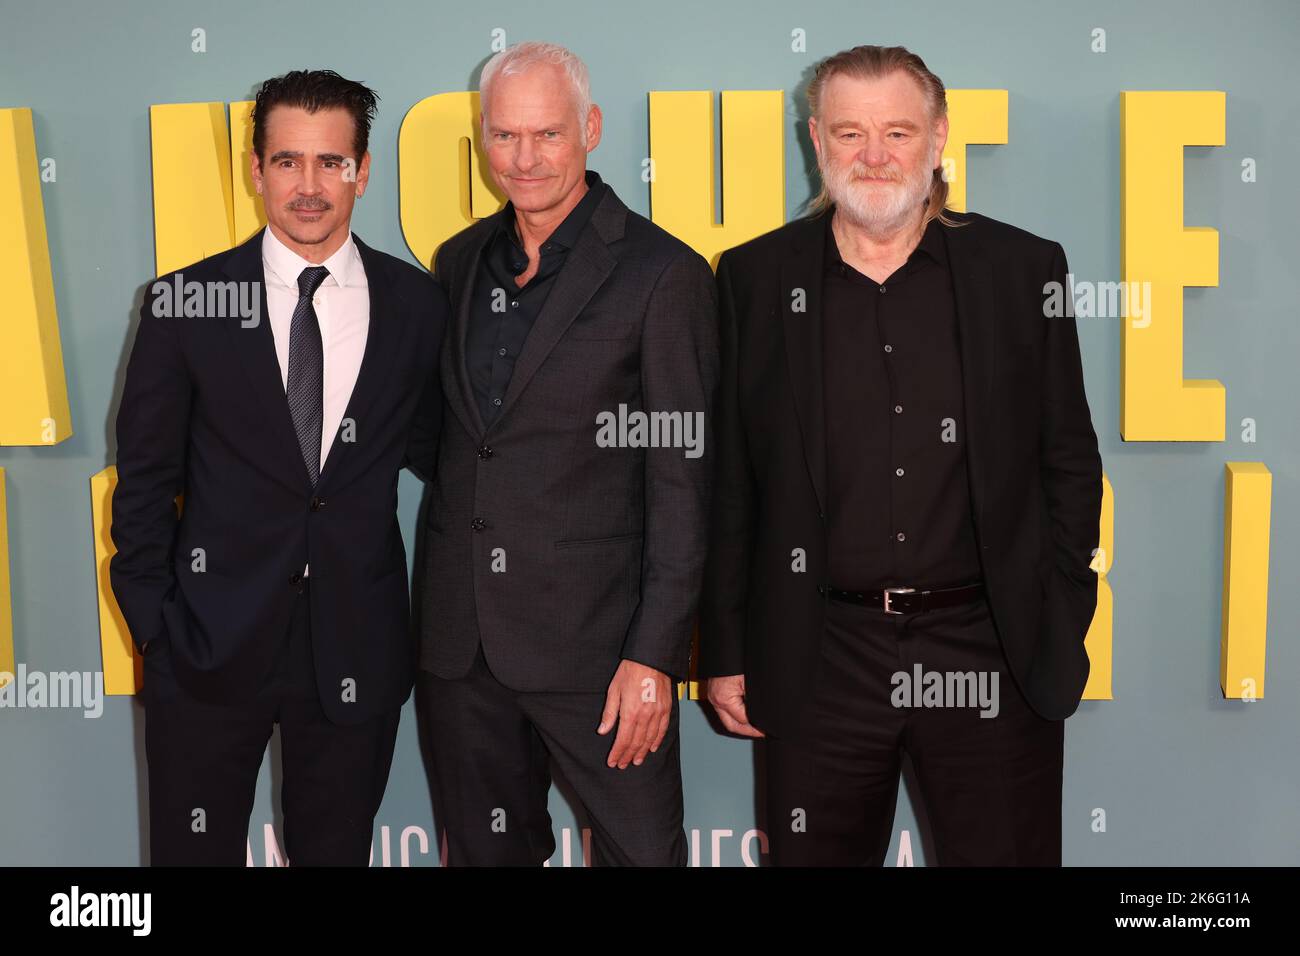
261, 227, 370, 575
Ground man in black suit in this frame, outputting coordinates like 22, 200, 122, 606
700, 46, 1103, 866
111, 70, 447, 865
416, 41, 718, 866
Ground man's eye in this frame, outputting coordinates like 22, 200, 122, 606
323, 161, 338, 168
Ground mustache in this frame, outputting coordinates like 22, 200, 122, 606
846, 164, 901, 183
285, 198, 334, 211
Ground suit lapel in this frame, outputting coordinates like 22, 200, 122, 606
445, 223, 495, 441
441, 188, 633, 438
779, 212, 830, 517
317, 233, 412, 491
492, 202, 620, 432
475, 188, 626, 434
221, 229, 313, 492
941, 214, 997, 529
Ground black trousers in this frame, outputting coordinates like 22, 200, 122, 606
764, 595, 1064, 866
142, 582, 401, 866
418, 645, 687, 866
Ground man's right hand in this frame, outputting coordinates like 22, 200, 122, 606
706, 674, 764, 738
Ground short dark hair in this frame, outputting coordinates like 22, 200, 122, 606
251, 69, 379, 161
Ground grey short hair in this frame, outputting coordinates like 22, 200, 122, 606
479, 41, 594, 145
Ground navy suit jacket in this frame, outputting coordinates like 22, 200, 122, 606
110, 228, 447, 724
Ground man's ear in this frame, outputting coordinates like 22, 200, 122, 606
353, 150, 372, 197
585, 104, 603, 152
808, 117, 822, 162
250, 150, 263, 195
932, 115, 949, 168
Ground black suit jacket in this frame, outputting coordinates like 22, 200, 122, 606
418, 184, 719, 691
699, 208, 1103, 734
110, 228, 447, 725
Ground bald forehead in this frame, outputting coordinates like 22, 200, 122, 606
483, 62, 579, 122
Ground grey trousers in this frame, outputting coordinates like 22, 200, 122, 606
418, 644, 687, 866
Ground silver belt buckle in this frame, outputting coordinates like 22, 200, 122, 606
882, 586, 916, 614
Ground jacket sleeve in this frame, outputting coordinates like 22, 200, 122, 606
108, 285, 190, 654
404, 273, 449, 484
1040, 241, 1104, 642
698, 251, 757, 678
618, 250, 721, 682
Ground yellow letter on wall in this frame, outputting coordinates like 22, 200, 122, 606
399, 92, 504, 271
90, 467, 141, 696
941, 90, 1008, 213
1083, 474, 1114, 700
228, 101, 264, 244
648, 91, 785, 269
0, 108, 73, 446
150, 101, 262, 276
0, 469, 13, 685
1221, 462, 1270, 700
1120, 91, 1225, 441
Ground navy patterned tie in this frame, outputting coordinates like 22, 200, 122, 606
287, 265, 330, 487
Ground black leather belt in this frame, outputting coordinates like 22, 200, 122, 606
824, 582, 984, 615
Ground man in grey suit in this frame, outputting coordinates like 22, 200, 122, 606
414, 41, 719, 866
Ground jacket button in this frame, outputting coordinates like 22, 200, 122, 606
816, 584, 825, 595
310, 496, 325, 511
471, 517, 486, 532
477, 445, 494, 460
289, 572, 303, 586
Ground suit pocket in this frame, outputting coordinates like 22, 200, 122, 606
159, 588, 187, 648
554, 531, 644, 550
567, 309, 639, 340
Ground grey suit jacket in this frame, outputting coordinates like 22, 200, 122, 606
416, 183, 720, 691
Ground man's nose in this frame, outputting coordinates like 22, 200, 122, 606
514, 137, 541, 171
858, 136, 890, 167
300, 163, 322, 194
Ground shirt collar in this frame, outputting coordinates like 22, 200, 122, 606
824, 206, 947, 270
261, 226, 366, 290
915, 213, 947, 266
499, 169, 607, 255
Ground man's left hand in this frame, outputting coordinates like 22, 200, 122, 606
597, 660, 673, 769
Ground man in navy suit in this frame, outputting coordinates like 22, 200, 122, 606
111, 70, 448, 865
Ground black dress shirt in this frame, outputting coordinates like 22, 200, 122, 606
821, 211, 983, 590
466, 169, 608, 428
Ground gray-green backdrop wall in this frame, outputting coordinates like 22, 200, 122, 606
1, 0, 1297, 865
